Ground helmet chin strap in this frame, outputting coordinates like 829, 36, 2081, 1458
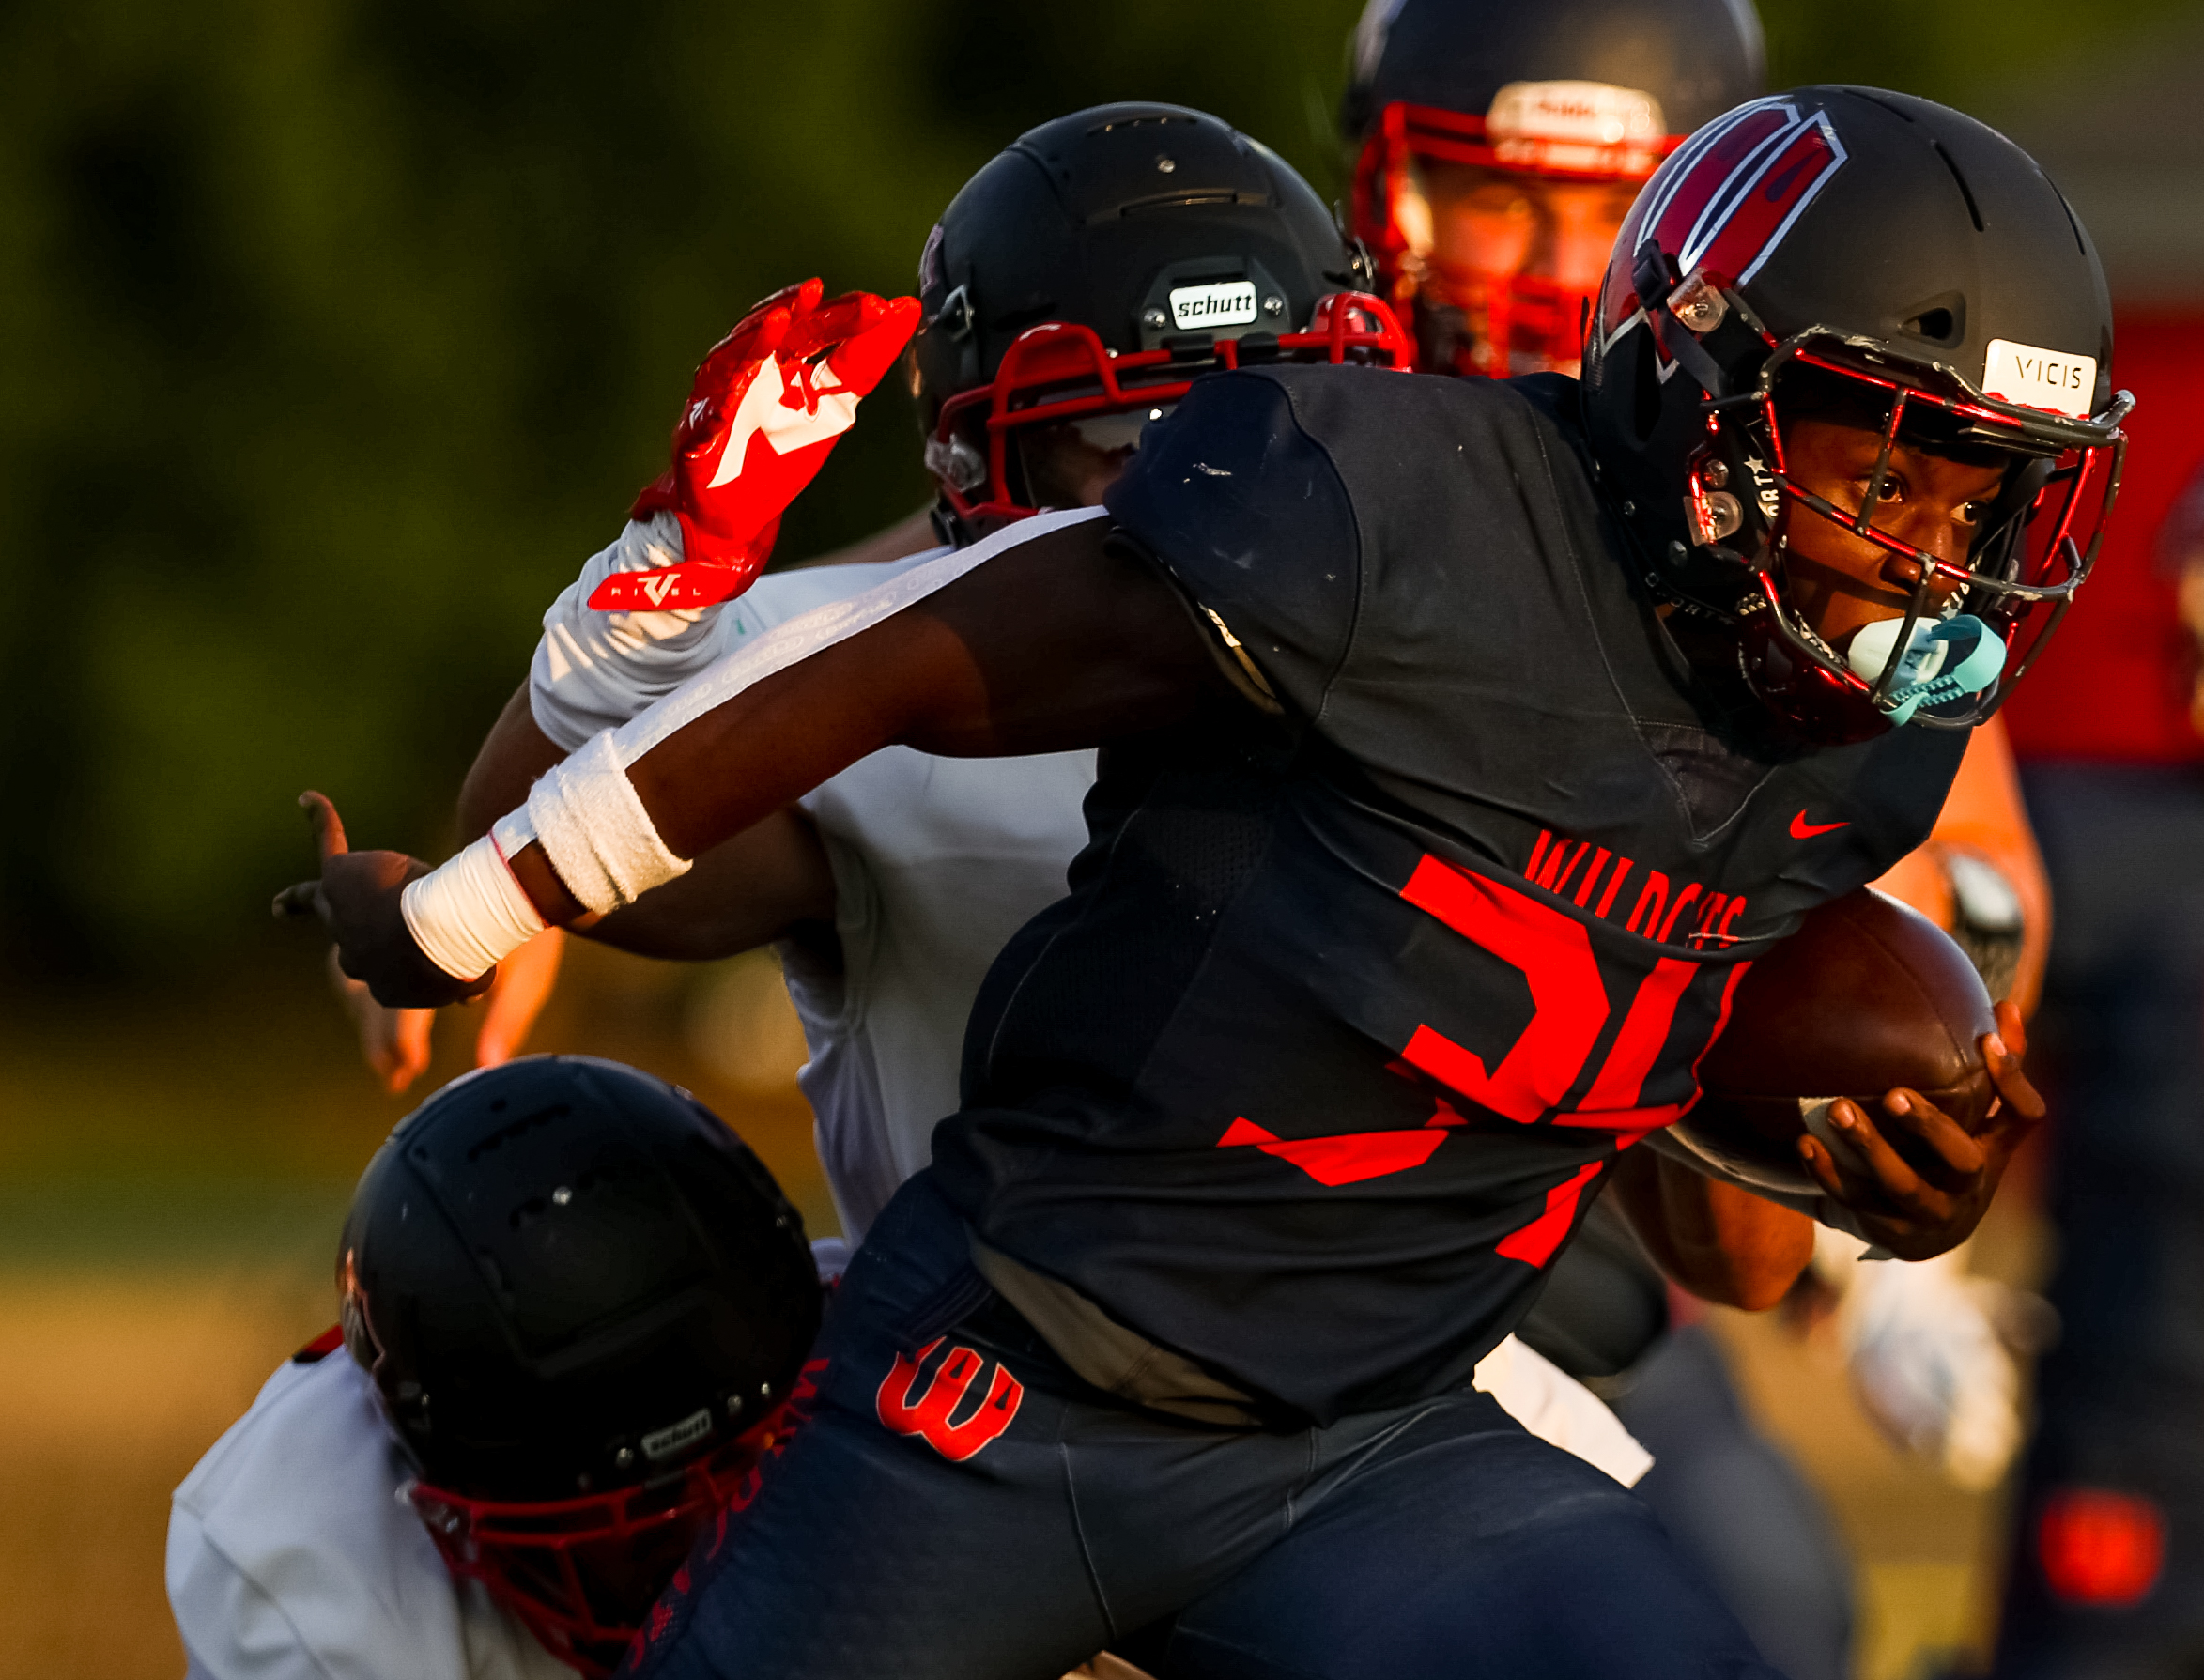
1844, 613, 2007, 726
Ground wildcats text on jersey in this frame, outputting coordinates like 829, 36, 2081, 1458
1524, 828, 1750, 950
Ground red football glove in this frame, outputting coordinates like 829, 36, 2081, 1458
592, 279, 920, 611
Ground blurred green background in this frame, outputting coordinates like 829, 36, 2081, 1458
1, 2, 2200, 1675
1, 0, 2197, 981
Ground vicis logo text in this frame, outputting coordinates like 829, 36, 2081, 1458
1168, 281, 1258, 331
1983, 338, 2097, 419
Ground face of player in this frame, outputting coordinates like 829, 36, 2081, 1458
1776, 417, 2010, 651
1422, 162, 1638, 298
1407, 162, 1640, 376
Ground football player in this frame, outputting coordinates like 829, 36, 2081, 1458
1341, 6, 2054, 1676
467, 104, 1410, 1245
288, 88, 2119, 1677
1345, 0, 1762, 380
166, 1056, 825, 1680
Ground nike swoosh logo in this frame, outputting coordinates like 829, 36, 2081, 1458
1789, 810, 1849, 839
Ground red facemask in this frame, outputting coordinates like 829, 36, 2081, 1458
1351, 96, 1678, 378
1694, 337, 2130, 741
408, 1420, 788, 1678
927, 292, 1413, 533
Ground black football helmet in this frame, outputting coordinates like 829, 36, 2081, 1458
1580, 87, 2132, 745
338, 1056, 821, 1675
1344, 0, 1765, 378
912, 102, 1412, 543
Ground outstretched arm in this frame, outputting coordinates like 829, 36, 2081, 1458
638, 524, 1198, 848
324, 283, 929, 1078
581, 813, 838, 959
284, 518, 1224, 1003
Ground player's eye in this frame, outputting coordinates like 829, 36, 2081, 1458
1857, 472, 1903, 510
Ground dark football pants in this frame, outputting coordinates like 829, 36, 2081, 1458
1996, 765, 2204, 1679
619, 1173, 1780, 1680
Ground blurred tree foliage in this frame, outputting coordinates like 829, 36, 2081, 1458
0, 0, 2187, 976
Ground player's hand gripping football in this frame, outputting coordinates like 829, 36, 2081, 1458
591, 280, 920, 612
1796, 999, 2045, 1260
273, 792, 489, 1009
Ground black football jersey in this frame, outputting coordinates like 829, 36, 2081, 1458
928, 364, 1965, 1424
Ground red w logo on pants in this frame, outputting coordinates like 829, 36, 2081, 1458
875, 1338, 1025, 1462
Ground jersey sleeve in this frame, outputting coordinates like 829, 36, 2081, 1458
1103, 372, 1361, 725
532, 531, 968, 752
166, 1503, 329, 1680
531, 512, 728, 751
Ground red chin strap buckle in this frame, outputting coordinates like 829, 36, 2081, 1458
1413, 262, 1600, 378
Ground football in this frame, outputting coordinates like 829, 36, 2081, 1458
1670, 887, 1998, 1196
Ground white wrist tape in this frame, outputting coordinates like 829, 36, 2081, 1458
399, 834, 548, 982
524, 729, 692, 916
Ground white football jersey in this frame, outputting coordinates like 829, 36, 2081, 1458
168, 1349, 569, 1680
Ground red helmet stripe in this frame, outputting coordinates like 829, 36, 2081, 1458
1687, 115, 1848, 288
1599, 100, 1845, 351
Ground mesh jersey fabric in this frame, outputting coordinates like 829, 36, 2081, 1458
930, 364, 1968, 1424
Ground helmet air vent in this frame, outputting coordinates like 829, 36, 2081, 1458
1899, 297, 1964, 347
